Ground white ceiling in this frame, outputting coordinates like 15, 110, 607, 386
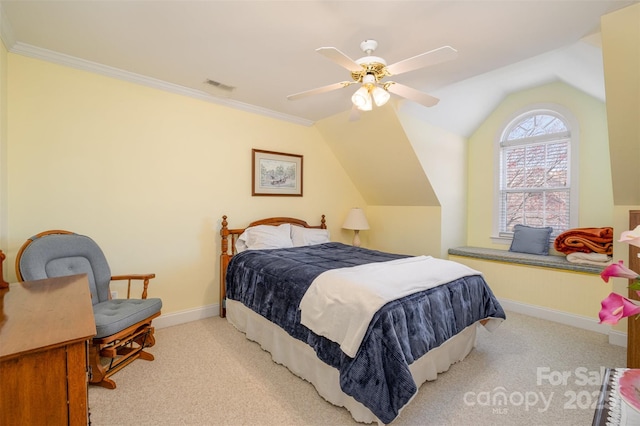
1, 0, 637, 136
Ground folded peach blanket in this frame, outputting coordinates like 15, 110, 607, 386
554, 227, 613, 255
566, 252, 612, 266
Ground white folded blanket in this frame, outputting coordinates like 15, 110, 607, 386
566, 252, 612, 266
298, 256, 481, 358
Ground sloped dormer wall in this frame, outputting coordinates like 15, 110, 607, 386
316, 104, 467, 257
602, 3, 640, 335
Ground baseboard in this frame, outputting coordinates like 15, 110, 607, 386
498, 297, 627, 347
153, 304, 219, 329
608, 330, 628, 347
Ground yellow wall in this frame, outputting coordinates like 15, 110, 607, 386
0, 38, 7, 251
315, 103, 447, 258
602, 3, 640, 205
467, 81, 613, 249
5, 54, 365, 315
449, 256, 609, 319
603, 4, 640, 334
456, 3, 637, 329
461, 81, 613, 320
315, 104, 467, 258
365, 206, 441, 257
316, 106, 439, 207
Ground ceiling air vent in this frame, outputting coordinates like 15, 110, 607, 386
204, 79, 235, 92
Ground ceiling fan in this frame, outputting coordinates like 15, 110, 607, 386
287, 40, 458, 112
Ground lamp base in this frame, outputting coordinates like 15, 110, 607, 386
352, 230, 362, 247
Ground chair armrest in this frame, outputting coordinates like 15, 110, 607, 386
111, 273, 156, 299
111, 274, 156, 280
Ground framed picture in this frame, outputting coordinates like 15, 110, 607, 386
252, 149, 303, 196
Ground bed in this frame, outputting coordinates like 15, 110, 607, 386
219, 215, 505, 424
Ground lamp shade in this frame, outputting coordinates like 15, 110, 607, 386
342, 208, 370, 230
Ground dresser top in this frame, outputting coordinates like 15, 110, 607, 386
0, 274, 96, 359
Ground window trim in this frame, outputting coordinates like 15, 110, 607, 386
491, 103, 579, 245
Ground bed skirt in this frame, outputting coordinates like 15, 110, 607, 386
226, 299, 479, 424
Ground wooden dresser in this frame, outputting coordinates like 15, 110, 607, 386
0, 274, 96, 425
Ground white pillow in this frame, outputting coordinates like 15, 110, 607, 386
236, 223, 293, 252
235, 238, 249, 253
291, 225, 330, 247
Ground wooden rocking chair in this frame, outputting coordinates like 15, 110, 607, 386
15, 230, 162, 389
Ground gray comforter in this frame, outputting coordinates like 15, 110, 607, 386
225, 242, 505, 423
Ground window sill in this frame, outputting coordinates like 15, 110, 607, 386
490, 235, 511, 246
448, 246, 606, 275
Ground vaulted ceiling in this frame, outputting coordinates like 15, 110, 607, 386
1, 0, 636, 137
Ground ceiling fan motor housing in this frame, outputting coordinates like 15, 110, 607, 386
350, 39, 388, 83
351, 60, 388, 83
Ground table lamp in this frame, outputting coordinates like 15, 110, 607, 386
342, 208, 370, 247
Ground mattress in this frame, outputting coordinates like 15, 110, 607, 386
224, 242, 505, 422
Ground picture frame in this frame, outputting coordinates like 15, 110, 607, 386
252, 149, 303, 196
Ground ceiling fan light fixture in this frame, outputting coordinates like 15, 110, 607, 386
351, 86, 370, 108
372, 86, 390, 107
288, 40, 456, 113
357, 93, 373, 111
352, 73, 377, 111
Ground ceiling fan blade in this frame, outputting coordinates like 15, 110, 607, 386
386, 82, 440, 107
348, 104, 361, 122
386, 46, 458, 76
287, 81, 354, 101
316, 47, 362, 72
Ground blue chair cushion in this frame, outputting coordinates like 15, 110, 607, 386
93, 298, 163, 338
19, 233, 112, 304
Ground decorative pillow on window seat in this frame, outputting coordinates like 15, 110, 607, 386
509, 224, 553, 255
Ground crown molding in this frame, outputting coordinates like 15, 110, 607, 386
8, 41, 314, 127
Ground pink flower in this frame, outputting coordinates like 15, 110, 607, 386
601, 260, 640, 282
598, 229, 640, 324
619, 225, 640, 249
599, 292, 640, 325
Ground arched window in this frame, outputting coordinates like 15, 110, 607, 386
496, 107, 577, 239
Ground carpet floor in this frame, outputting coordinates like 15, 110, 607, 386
89, 311, 626, 425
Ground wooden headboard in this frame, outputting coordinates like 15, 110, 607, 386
219, 215, 326, 317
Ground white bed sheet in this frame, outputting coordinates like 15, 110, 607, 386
226, 299, 479, 424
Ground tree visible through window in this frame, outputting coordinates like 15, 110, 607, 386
499, 111, 571, 236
